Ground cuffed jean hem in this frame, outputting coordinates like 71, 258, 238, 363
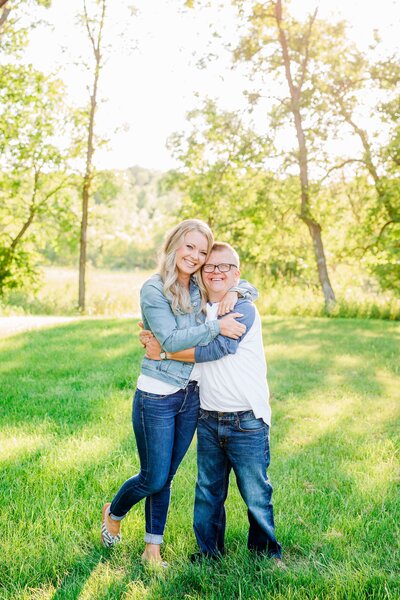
109, 512, 125, 521
144, 533, 163, 544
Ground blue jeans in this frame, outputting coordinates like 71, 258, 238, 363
194, 409, 282, 558
109, 381, 199, 544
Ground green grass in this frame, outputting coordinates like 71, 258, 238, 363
2, 266, 399, 320
0, 317, 399, 599
1, 267, 153, 317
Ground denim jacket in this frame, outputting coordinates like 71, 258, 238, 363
140, 274, 258, 388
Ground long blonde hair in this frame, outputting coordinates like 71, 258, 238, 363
159, 219, 214, 314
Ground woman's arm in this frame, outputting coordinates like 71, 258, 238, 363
218, 279, 258, 315
236, 279, 259, 302
140, 281, 245, 353
143, 301, 255, 363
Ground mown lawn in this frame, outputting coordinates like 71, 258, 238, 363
0, 317, 399, 599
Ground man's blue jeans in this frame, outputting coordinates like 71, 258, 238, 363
194, 409, 282, 558
109, 381, 199, 544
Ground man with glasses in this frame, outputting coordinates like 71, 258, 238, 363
142, 242, 282, 562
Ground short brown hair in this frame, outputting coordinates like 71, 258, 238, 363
210, 241, 240, 268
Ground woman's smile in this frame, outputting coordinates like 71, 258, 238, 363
175, 231, 209, 277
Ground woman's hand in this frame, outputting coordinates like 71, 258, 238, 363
137, 321, 163, 359
217, 290, 239, 316
138, 321, 154, 348
219, 313, 246, 339
144, 336, 163, 360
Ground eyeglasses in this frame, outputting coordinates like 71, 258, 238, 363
203, 263, 238, 273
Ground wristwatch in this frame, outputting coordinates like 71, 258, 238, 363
160, 351, 167, 360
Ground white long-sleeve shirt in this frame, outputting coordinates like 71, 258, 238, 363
195, 300, 271, 425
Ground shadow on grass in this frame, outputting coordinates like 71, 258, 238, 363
263, 316, 399, 404
1, 317, 399, 599
0, 319, 141, 432
52, 548, 104, 600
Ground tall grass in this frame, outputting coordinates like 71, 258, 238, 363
1, 267, 153, 317
1, 266, 399, 319
257, 285, 400, 320
1, 317, 399, 599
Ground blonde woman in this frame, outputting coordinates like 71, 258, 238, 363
102, 219, 256, 565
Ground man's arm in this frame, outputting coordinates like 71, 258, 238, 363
144, 300, 255, 363
195, 301, 255, 362
217, 279, 258, 315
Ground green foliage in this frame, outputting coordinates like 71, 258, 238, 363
166, 1, 400, 305
368, 223, 400, 292
167, 100, 315, 284
0, 0, 79, 296
0, 63, 78, 294
0, 0, 52, 56
1, 0, 399, 314
0, 246, 39, 295
85, 166, 180, 271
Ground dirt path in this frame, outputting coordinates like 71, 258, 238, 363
0, 316, 80, 338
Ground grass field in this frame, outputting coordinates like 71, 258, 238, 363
0, 317, 399, 599
2, 268, 153, 317
2, 266, 399, 320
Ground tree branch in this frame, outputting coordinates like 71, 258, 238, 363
337, 98, 380, 184
0, 4, 11, 32
9, 173, 71, 252
298, 8, 318, 93
273, 1, 296, 101
10, 171, 40, 251
83, 0, 97, 58
36, 175, 71, 210
318, 158, 366, 185
361, 220, 396, 256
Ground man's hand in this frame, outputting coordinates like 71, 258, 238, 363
217, 290, 239, 316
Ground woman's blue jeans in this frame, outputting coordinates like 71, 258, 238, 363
109, 381, 200, 544
194, 409, 282, 558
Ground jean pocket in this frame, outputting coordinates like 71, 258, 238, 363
237, 416, 266, 433
198, 409, 209, 421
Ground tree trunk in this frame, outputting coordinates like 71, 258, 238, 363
78, 0, 106, 311
274, 0, 336, 310
0, 2, 11, 34
302, 217, 336, 307
78, 177, 90, 311
78, 87, 96, 311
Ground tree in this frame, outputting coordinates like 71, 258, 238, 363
0, 66, 77, 294
0, 0, 11, 36
167, 100, 311, 283
0, 0, 51, 44
0, 0, 80, 295
231, 0, 342, 309
311, 28, 400, 292
78, 0, 107, 312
